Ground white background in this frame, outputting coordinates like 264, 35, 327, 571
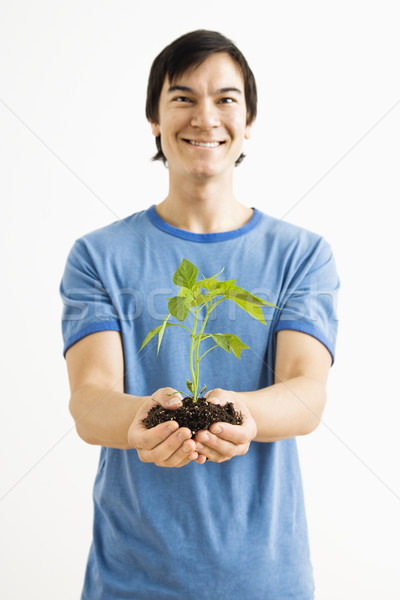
1, 1, 399, 598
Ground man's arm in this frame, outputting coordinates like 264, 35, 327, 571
66, 330, 138, 448
244, 329, 331, 441
194, 330, 331, 460
66, 331, 200, 464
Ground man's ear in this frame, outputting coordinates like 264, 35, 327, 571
244, 117, 254, 140
149, 119, 160, 137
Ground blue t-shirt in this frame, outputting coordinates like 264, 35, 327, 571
60, 205, 339, 600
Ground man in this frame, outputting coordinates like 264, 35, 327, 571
60, 30, 339, 599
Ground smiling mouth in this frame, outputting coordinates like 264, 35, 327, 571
184, 140, 225, 148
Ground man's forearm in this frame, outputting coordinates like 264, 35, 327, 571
241, 376, 327, 442
69, 384, 146, 449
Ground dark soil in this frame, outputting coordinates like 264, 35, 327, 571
143, 396, 243, 438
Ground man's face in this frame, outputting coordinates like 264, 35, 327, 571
150, 52, 253, 182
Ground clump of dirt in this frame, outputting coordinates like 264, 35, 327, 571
143, 396, 243, 438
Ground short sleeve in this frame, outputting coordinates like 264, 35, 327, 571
59, 238, 121, 357
275, 238, 340, 364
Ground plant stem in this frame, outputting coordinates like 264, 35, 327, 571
208, 296, 225, 315
189, 307, 198, 400
173, 323, 194, 334
193, 302, 215, 399
194, 330, 200, 400
199, 344, 219, 361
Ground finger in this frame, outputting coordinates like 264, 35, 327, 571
204, 389, 227, 406
209, 422, 251, 445
158, 437, 197, 468
173, 447, 200, 468
194, 454, 207, 465
132, 419, 179, 451
195, 431, 235, 462
150, 427, 195, 466
205, 397, 227, 406
153, 387, 183, 409
194, 443, 230, 463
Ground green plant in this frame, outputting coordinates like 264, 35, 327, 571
139, 258, 278, 401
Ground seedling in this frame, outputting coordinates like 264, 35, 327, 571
139, 258, 278, 401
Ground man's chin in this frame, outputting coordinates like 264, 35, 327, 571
184, 160, 225, 180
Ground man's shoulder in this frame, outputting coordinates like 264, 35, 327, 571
64, 208, 152, 272
77, 209, 148, 246
67, 209, 154, 263
255, 209, 328, 254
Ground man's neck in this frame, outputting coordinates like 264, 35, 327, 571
155, 175, 253, 234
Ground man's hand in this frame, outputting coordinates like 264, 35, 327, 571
127, 387, 203, 467
194, 389, 257, 463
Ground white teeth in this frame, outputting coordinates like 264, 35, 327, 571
188, 141, 220, 148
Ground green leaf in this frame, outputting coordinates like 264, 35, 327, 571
196, 277, 218, 292
225, 285, 279, 325
191, 333, 211, 342
173, 258, 199, 289
210, 333, 250, 359
195, 272, 231, 293
179, 286, 205, 308
192, 287, 206, 306
202, 280, 236, 303
168, 295, 191, 322
178, 286, 196, 307
200, 266, 225, 286
200, 384, 207, 395
139, 321, 173, 352
186, 380, 194, 394
231, 298, 267, 325
157, 313, 170, 355
167, 390, 185, 396
210, 333, 230, 352
227, 285, 278, 307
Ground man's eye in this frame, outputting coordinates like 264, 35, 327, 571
219, 97, 235, 104
174, 96, 191, 103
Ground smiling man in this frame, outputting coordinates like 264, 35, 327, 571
147, 49, 255, 233
60, 30, 340, 600
150, 53, 251, 184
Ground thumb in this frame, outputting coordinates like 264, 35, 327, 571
158, 387, 184, 409
204, 388, 227, 406
166, 392, 183, 407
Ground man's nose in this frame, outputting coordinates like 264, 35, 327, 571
190, 100, 220, 129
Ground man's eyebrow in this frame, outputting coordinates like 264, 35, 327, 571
167, 85, 242, 95
168, 85, 193, 94
216, 87, 242, 94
